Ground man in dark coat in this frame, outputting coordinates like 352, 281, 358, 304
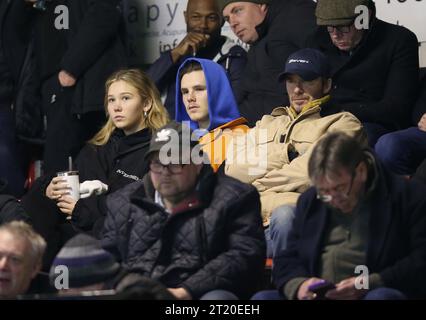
311, 0, 419, 146
0, 0, 37, 197
254, 132, 426, 300
27, 0, 127, 173
374, 73, 426, 175
220, 0, 317, 126
147, 0, 247, 118
102, 121, 266, 300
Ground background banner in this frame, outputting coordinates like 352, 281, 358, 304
124, 0, 426, 66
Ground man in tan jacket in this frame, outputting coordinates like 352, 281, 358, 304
225, 48, 367, 258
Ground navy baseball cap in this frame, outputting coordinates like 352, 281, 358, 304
278, 48, 331, 82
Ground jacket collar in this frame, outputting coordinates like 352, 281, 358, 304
270, 95, 330, 119
199, 117, 248, 145
254, 4, 273, 44
113, 128, 152, 159
195, 36, 227, 60
215, 36, 239, 59
287, 95, 331, 119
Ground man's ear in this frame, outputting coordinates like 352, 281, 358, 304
31, 260, 42, 280
358, 161, 368, 183
259, 4, 268, 15
323, 78, 332, 95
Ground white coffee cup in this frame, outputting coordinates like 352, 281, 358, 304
57, 171, 80, 201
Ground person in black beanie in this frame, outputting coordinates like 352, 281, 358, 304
49, 234, 121, 293
49, 233, 174, 299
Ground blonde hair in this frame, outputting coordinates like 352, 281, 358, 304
0, 221, 46, 266
90, 69, 170, 145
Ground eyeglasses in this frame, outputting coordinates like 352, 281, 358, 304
326, 24, 353, 34
149, 161, 185, 174
316, 171, 356, 203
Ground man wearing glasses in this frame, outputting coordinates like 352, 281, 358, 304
255, 132, 426, 300
102, 121, 266, 300
311, 0, 419, 147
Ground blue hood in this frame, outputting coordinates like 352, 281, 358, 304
175, 58, 241, 134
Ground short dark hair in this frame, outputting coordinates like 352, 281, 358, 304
308, 132, 366, 182
179, 60, 203, 82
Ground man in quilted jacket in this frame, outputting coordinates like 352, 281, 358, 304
102, 121, 266, 300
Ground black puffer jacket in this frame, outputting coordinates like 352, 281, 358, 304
102, 166, 266, 299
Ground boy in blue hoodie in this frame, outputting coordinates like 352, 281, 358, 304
175, 58, 248, 171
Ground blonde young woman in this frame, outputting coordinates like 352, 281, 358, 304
27, 69, 169, 255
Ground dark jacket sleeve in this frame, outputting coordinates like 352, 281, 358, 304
411, 75, 426, 125
61, 0, 122, 78
377, 181, 426, 297
0, 195, 31, 225
69, 144, 110, 236
145, 51, 176, 92
181, 185, 266, 299
413, 159, 426, 185
225, 46, 247, 105
339, 30, 419, 128
272, 190, 314, 294
71, 194, 108, 237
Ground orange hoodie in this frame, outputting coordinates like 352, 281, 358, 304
199, 117, 249, 172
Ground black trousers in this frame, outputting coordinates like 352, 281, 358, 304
41, 75, 105, 174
